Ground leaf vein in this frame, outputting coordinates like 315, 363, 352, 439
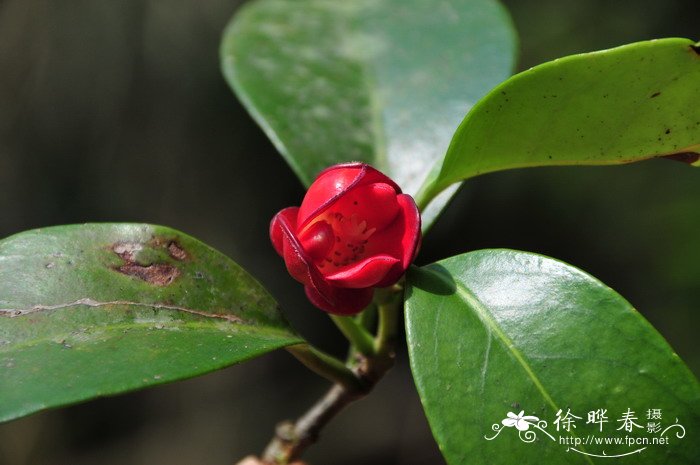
0, 298, 244, 323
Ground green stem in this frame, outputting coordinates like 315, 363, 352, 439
330, 314, 376, 357
345, 305, 378, 365
374, 292, 402, 356
357, 304, 377, 332
286, 343, 363, 391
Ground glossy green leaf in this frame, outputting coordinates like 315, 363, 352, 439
221, 0, 517, 225
424, 38, 700, 199
0, 224, 302, 422
406, 250, 700, 465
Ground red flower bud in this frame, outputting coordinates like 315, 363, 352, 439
270, 163, 421, 315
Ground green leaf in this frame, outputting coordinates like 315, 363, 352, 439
221, 0, 517, 225
0, 224, 302, 423
405, 250, 700, 465
425, 38, 700, 199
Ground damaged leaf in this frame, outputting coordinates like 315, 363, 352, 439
422, 38, 700, 199
0, 224, 302, 423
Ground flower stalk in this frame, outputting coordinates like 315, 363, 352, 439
330, 314, 376, 357
374, 286, 403, 356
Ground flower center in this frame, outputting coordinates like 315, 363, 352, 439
319, 212, 376, 270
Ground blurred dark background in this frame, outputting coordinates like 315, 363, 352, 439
0, 1, 697, 464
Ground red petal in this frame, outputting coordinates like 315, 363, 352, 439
298, 166, 363, 227
328, 183, 400, 231
272, 209, 335, 302
298, 163, 402, 229
269, 207, 299, 256
324, 254, 400, 288
315, 162, 401, 192
281, 240, 314, 286
305, 285, 374, 315
396, 194, 422, 268
369, 194, 421, 287
297, 220, 334, 262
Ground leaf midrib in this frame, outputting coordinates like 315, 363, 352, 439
0, 298, 247, 323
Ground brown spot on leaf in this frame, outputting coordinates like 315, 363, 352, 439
111, 241, 180, 286
111, 242, 143, 261
116, 263, 180, 286
650, 91, 661, 98
662, 152, 700, 165
167, 241, 188, 261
